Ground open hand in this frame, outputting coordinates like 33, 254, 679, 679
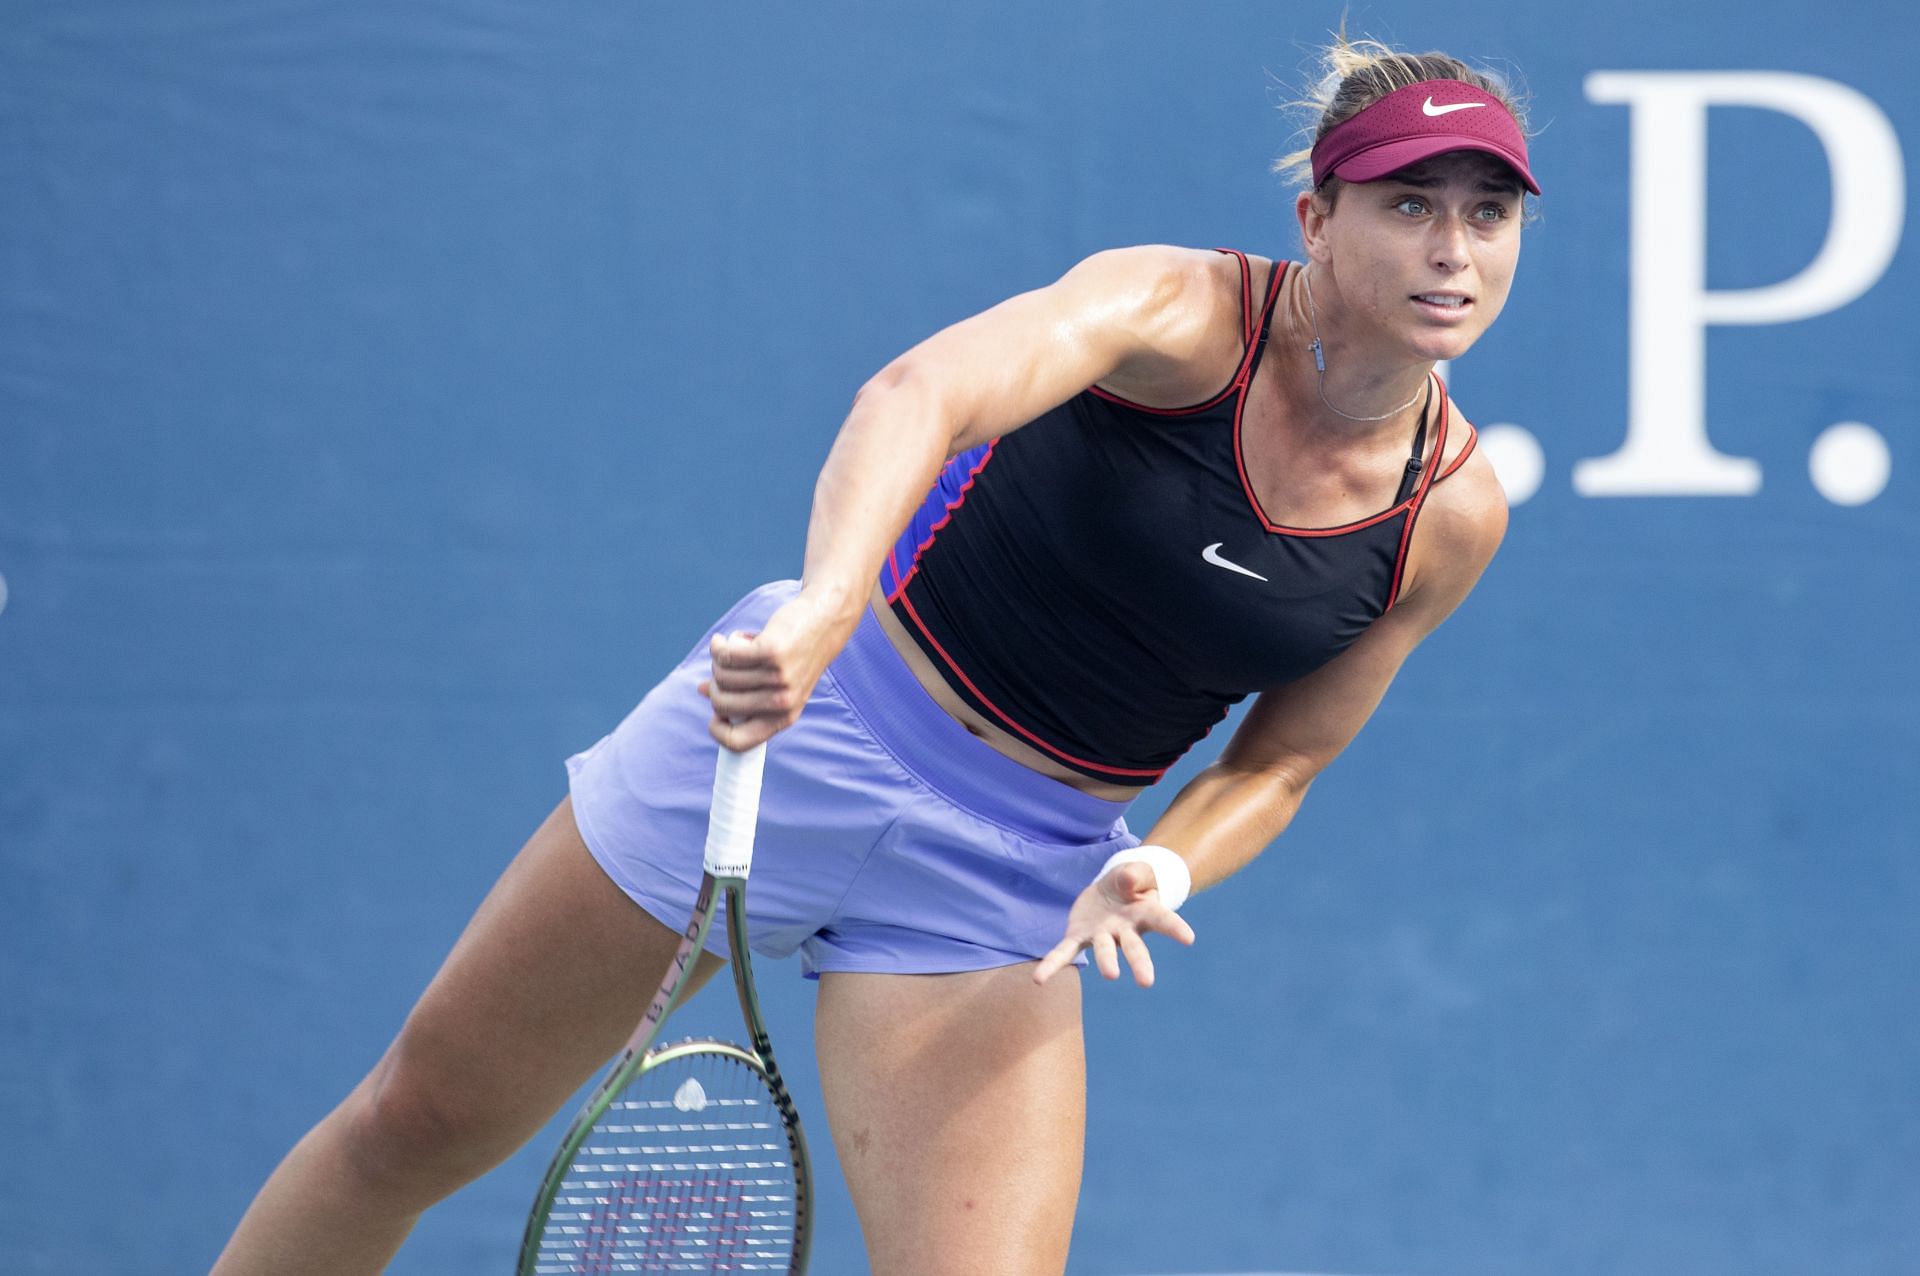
1032, 860, 1196, 987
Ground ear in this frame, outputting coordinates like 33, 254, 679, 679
1295, 189, 1334, 266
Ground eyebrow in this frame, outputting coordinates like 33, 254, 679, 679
1387, 171, 1523, 195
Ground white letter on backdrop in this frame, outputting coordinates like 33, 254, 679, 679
1577, 72, 1904, 495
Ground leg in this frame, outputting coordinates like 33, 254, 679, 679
815, 965, 1086, 1276
211, 796, 725, 1275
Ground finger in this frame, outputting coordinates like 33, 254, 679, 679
1099, 861, 1157, 905
708, 666, 788, 692
1090, 931, 1120, 981
1031, 938, 1083, 986
710, 631, 774, 672
1117, 927, 1156, 988
707, 716, 746, 751
705, 686, 798, 719
709, 715, 783, 751
1142, 905, 1197, 947
1120, 861, 1162, 901
698, 676, 777, 701
707, 714, 777, 752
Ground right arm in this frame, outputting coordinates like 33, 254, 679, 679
700, 245, 1245, 750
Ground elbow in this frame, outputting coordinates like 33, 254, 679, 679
852, 360, 971, 457
1217, 752, 1319, 805
1267, 760, 1318, 806
853, 356, 944, 413
852, 360, 912, 407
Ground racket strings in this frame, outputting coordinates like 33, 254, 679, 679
533, 1050, 800, 1274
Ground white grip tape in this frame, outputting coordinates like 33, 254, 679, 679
1096, 844, 1192, 912
703, 742, 767, 878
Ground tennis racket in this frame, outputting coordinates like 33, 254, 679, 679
518, 740, 813, 1274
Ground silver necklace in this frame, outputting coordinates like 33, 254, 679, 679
1301, 265, 1428, 423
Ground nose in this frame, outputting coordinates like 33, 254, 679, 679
1429, 214, 1471, 274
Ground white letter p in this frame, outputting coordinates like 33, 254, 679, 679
1576, 72, 1904, 496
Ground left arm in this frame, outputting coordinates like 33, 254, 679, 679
1034, 449, 1510, 985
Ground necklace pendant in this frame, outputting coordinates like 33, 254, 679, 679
1303, 263, 1426, 423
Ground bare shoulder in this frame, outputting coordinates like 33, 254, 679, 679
1398, 402, 1509, 618
1065, 243, 1239, 307
1072, 245, 1256, 404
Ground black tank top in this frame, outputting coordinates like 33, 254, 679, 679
878, 250, 1478, 784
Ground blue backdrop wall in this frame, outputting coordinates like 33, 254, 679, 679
2, 3, 1914, 1274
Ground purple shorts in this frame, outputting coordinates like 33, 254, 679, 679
565, 581, 1139, 978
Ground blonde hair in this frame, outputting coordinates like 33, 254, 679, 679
1275, 31, 1531, 200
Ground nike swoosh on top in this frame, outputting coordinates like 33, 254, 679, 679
1202, 543, 1268, 582
1422, 97, 1488, 116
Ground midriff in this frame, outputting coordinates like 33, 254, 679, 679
867, 583, 1145, 802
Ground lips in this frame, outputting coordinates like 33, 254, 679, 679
1412, 292, 1472, 317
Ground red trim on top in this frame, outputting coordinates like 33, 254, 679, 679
895, 589, 1168, 780
1087, 381, 1239, 417
1234, 371, 1444, 538
1085, 250, 1279, 418
1236, 258, 1289, 391
1385, 381, 1451, 609
1236, 247, 1255, 347
885, 441, 999, 605
1435, 422, 1477, 482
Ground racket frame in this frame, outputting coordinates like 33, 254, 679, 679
517, 832, 812, 1273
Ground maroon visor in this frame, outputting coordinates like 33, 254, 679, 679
1310, 78, 1540, 195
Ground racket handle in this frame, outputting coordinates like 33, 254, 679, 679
704, 741, 767, 878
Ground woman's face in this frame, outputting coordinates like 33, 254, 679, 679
1301, 150, 1526, 363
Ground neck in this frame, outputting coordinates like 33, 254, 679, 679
1287, 262, 1433, 437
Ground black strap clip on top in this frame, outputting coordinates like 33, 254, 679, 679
1394, 379, 1437, 503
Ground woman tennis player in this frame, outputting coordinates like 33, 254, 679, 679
215, 36, 1533, 1276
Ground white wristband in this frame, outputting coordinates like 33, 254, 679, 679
1096, 844, 1192, 912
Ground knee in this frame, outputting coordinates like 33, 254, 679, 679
333, 1049, 516, 1206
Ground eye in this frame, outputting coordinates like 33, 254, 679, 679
1393, 195, 1430, 216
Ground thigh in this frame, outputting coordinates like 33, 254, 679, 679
360, 795, 726, 1179
814, 965, 1086, 1276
